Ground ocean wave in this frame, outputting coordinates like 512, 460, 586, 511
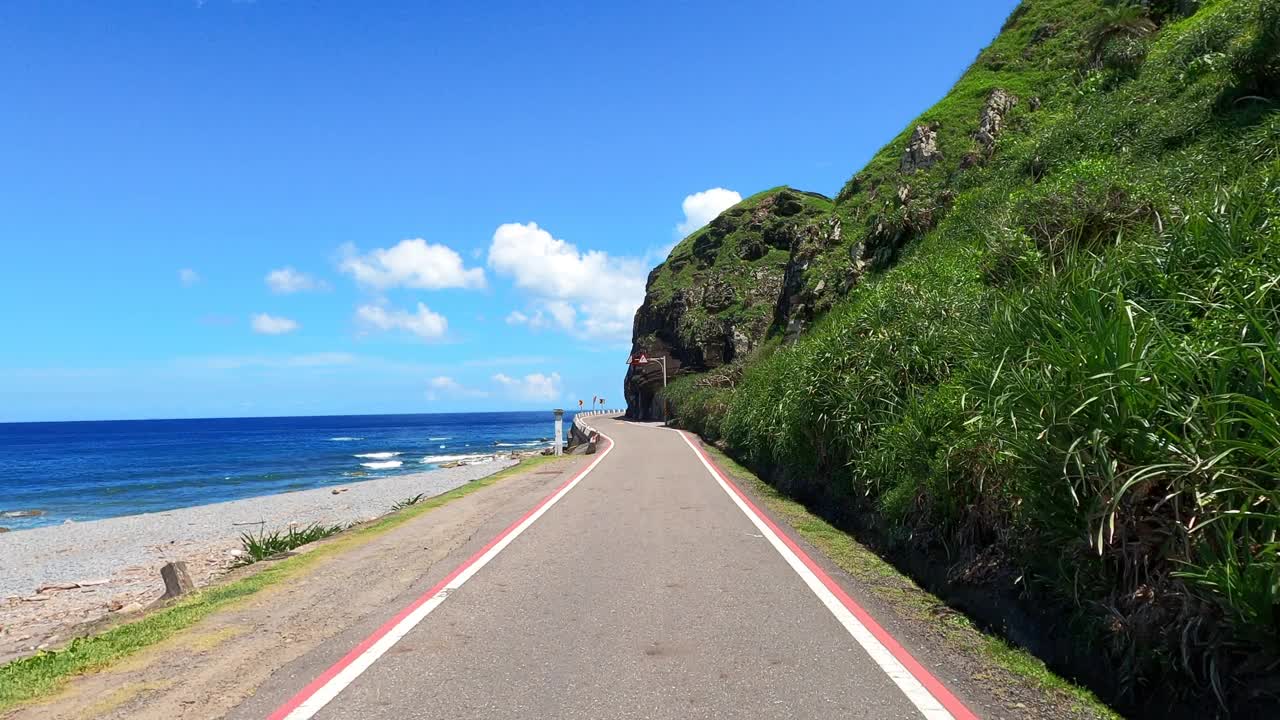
353, 452, 402, 460
360, 460, 404, 470
428, 436, 450, 441
420, 453, 492, 464
329, 436, 364, 441
494, 440, 546, 447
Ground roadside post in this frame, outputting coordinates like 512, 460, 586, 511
553, 408, 564, 456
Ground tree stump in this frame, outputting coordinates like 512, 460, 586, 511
160, 561, 195, 599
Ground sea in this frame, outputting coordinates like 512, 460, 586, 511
0, 411, 574, 531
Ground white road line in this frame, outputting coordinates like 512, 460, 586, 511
673, 429, 961, 720
272, 441, 614, 720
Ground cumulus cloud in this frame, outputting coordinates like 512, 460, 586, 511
178, 268, 200, 287
675, 187, 742, 237
425, 375, 488, 401
487, 222, 646, 342
493, 371, 562, 401
429, 375, 461, 390
355, 302, 448, 341
250, 313, 300, 335
340, 239, 485, 290
266, 267, 326, 293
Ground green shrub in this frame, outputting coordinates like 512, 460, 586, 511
235, 523, 345, 566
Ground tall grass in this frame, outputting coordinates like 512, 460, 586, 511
234, 523, 345, 566
657, 1, 1280, 707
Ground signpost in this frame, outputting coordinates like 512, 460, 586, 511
627, 353, 668, 424
628, 353, 667, 388
553, 408, 564, 456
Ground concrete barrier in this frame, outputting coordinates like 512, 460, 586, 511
569, 410, 619, 453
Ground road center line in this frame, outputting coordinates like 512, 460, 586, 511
672, 428, 978, 720
267, 439, 614, 720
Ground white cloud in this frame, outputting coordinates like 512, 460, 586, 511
251, 313, 300, 335
493, 371, 562, 402
430, 375, 461, 390
340, 239, 485, 290
426, 375, 488, 401
676, 187, 742, 236
543, 300, 577, 329
178, 268, 200, 287
266, 267, 326, 293
487, 222, 646, 342
355, 302, 448, 341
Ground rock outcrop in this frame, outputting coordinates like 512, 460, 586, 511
899, 123, 942, 173
974, 89, 1018, 151
624, 188, 839, 419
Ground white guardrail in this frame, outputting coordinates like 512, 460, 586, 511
572, 409, 620, 435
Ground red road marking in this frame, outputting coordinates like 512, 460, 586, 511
680, 431, 979, 720
267, 440, 612, 720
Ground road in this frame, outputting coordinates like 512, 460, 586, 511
231, 416, 977, 720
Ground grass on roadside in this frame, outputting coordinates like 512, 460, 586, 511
702, 445, 1121, 720
0, 453, 568, 712
390, 493, 428, 512
233, 523, 346, 567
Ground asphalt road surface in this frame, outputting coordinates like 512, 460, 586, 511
236, 416, 978, 720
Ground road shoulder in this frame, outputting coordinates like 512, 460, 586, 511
698, 442, 1121, 720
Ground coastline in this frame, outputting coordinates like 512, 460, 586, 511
0, 458, 516, 664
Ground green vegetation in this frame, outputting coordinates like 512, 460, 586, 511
0, 455, 567, 711
390, 493, 428, 511
233, 522, 347, 566
655, 0, 1280, 712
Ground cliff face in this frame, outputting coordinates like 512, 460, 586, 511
625, 89, 1026, 419
624, 188, 846, 419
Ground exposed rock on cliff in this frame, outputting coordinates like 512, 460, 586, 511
899, 123, 942, 173
974, 89, 1018, 151
624, 188, 835, 419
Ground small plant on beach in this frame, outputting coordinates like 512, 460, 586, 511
390, 493, 427, 512
234, 523, 344, 567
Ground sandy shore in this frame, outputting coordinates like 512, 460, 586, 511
0, 459, 515, 663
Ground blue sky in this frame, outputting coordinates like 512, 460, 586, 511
0, 0, 1019, 422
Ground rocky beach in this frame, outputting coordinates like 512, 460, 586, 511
0, 457, 517, 664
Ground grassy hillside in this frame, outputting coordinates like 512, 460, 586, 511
648, 0, 1280, 713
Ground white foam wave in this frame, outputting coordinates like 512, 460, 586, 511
428, 436, 450, 441
494, 441, 545, 447
360, 460, 404, 470
329, 436, 364, 441
353, 452, 402, 460
420, 453, 492, 464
